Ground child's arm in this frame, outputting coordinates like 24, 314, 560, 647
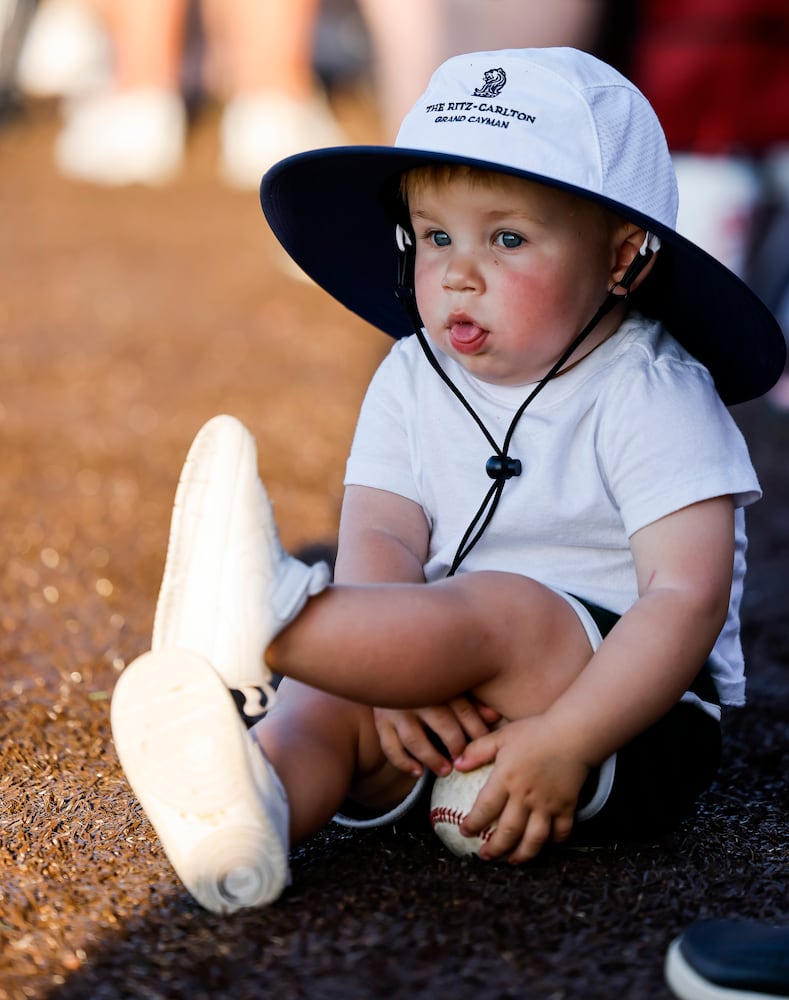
456, 495, 735, 862
335, 486, 497, 774
335, 485, 429, 585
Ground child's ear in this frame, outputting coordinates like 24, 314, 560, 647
609, 225, 658, 295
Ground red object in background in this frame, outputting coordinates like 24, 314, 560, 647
632, 0, 789, 155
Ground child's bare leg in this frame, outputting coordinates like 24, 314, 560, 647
252, 678, 418, 844
268, 572, 594, 721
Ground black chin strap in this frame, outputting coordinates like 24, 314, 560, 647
394, 224, 654, 576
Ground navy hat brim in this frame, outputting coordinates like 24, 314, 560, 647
261, 146, 785, 405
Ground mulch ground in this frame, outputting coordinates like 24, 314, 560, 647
1, 94, 787, 1000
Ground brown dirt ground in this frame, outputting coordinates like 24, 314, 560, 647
1, 93, 787, 1000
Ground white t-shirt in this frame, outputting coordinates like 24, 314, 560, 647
344, 313, 761, 705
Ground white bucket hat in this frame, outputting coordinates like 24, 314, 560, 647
261, 47, 785, 404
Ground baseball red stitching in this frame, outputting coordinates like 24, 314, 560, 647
430, 807, 493, 842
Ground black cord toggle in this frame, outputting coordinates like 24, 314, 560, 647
486, 455, 522, 480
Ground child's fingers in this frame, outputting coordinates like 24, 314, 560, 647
477, 801, 531, 860
458, 767, 506, 840
375, 715, 424, 777
505, 811, 554, 864
474, 701, 503, 726
410, 735, 455, 775
453, 729, 499, 771
391, 717, 454, 776
551, 812, 575, 844
445, 696, 495, 741
420, 705, 473, 761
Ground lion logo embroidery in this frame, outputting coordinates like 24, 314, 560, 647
473, 67, 507, 98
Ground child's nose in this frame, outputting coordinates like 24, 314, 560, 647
442, 247, 483, 293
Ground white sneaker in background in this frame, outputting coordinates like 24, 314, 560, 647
111, 648, 291, 914
219, 90, 346, 189
54, 87, 186, 186
17, 0, 111, 98
152, 414, 330, 713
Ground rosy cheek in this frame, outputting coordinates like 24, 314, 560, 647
414, 260, 442, 297
500, 274, 544, 313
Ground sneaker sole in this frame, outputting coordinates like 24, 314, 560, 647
664, 937, 775, 1000
111, 649, 288, 914
152, 414, 274, 705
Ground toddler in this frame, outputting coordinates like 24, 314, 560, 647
111, 47, 785, 914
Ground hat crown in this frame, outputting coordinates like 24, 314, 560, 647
396, 47, 678, 229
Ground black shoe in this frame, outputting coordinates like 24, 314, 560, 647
666, 919, 789, 999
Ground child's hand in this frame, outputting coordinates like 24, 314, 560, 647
374, 699, 500, 778
453, 715, 589, 863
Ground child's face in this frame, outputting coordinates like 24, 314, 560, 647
408, 171, 624, 386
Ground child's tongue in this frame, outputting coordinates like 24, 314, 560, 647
449, 321, 487, 354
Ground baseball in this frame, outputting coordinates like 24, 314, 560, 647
430, 762, 496, 857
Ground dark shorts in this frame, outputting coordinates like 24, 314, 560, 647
335, 598, 722, 844
567, 598, 721, 844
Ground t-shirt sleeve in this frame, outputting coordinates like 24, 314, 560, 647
344, 345, 422, 504
597, 354, 761, 538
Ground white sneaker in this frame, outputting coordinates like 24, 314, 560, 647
17, 0, 112, 98
111, 648, 290, 913
219, 90, 345, 189
54, 87, 186, 186
152, 414, 330, 712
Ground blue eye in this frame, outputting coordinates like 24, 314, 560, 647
496, 231, 524, 248
430, 230, 451, 247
